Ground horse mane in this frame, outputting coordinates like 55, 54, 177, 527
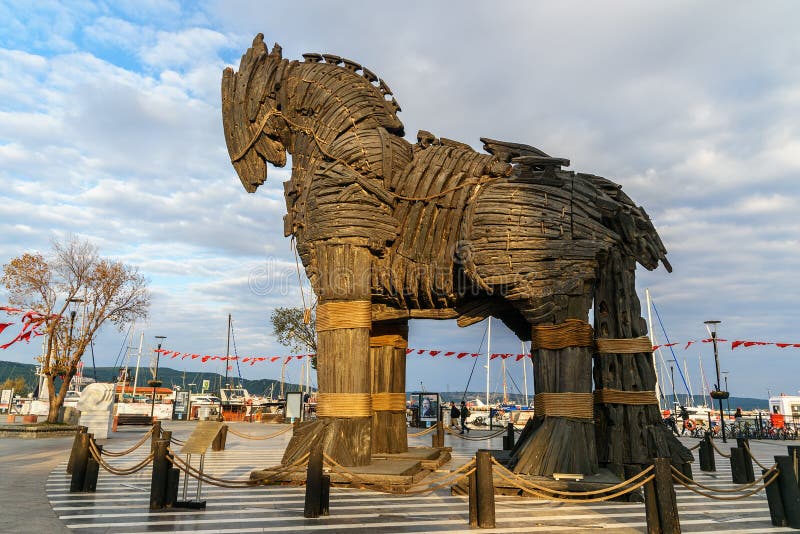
299, 52, 402, 115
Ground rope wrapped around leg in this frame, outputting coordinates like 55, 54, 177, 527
532, 319, 594, 350
593, 389, 659, 405
316, 300, 371, 332
371, 392, 406, 412
534, 393, 594, 420
316, 392, 372, 418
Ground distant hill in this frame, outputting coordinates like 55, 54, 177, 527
664, 394, 768, 411
0, 361, 770, 409
0, 360, 302, 396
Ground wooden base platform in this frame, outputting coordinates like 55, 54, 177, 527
450, 450, 642, 502
250, 446, 451, 488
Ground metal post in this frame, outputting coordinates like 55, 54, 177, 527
708, 325, 727, 443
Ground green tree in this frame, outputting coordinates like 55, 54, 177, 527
2, 236, 150, 422
270, 306, 316, 368
0, 377, 29, 396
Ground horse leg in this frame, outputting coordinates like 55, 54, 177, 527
370, 320, 409, 454
593, 248, 693, 476
511, 292, 599, 476
281, 242, 374, 466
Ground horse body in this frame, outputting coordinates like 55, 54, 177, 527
223, 35, 685, 474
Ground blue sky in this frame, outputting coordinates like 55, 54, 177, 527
1, 1, 799, 401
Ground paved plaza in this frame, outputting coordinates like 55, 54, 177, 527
2, 422, 799, 532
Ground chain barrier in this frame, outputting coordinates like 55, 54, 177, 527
99, 426, 155, 457
445, 427, 507, 440
226, 425, 293, 440
170, 436, 185, 446
709, 439, 732, 458
167, 448, 310, 488
88, 440, 154, 476
489, 458, 655, 501
407, 426, 437, 437
323, 452, 476, 495
740, 441, 771, 470
670, 465, 780, 501
670, 464, 777, 493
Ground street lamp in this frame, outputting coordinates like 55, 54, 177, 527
705, 320, 728, 443
668, 359, 677, 413
149, 335, 166, 419
65, 298, 84, 391
722, 371, 731, 418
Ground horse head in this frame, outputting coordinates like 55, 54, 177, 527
222, 34, 288, 193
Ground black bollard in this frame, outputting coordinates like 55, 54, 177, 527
70, 432, 91, 493
468, 470, 479, 527
765, 467, 788, 527
83, 441, 101, 492
320, 474, 330, 517
506, 422, 515, 449
150, 439, 169, 510
304, 445, 324, 518
67, 425, 88, 475
475, 450, 495, 528
736, 437, 749, 449
679, 462, 693, 481
730, 447, 754, 484
652, 457, 681, 533
774, 455, 800, 528
699, 435, 716, 472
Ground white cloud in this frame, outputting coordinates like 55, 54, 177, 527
1, 1, 799, 397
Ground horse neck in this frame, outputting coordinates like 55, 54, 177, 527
277, 61, 402, 158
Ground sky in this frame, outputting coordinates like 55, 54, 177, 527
0, 1, 798, 402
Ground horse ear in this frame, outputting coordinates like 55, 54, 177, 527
270, 43, 283, 60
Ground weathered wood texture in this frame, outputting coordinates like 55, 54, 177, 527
511, 297, 598, 475
593, 248, 692, 474
224, 34, 672, 469
283, 243, 373, 466
370, 320, 408, 453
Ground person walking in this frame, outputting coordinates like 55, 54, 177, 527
459, 401, 470, 434
679, 405, 690, 436
449, 402, 460, 430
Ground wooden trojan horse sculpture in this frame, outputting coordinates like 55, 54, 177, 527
222, 35, 692, 476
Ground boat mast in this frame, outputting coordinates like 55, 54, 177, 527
132, 331, 143, 397
224, 313, 231, 389
521, 340, 529, 407
645, 289, 663, 410
502, 357, 508, 403
683, 358, 694, 407
486, 317, 491, 405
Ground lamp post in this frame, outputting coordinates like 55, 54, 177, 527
668, 359, 677, 413
705, 320, 727, 443
722, 371, 731, 418
65, 298, 84, 392
149, 335, 166, 419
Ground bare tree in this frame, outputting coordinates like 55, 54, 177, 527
2, 237, 150, 422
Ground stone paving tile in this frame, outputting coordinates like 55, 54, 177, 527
36, 422, 800, 533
